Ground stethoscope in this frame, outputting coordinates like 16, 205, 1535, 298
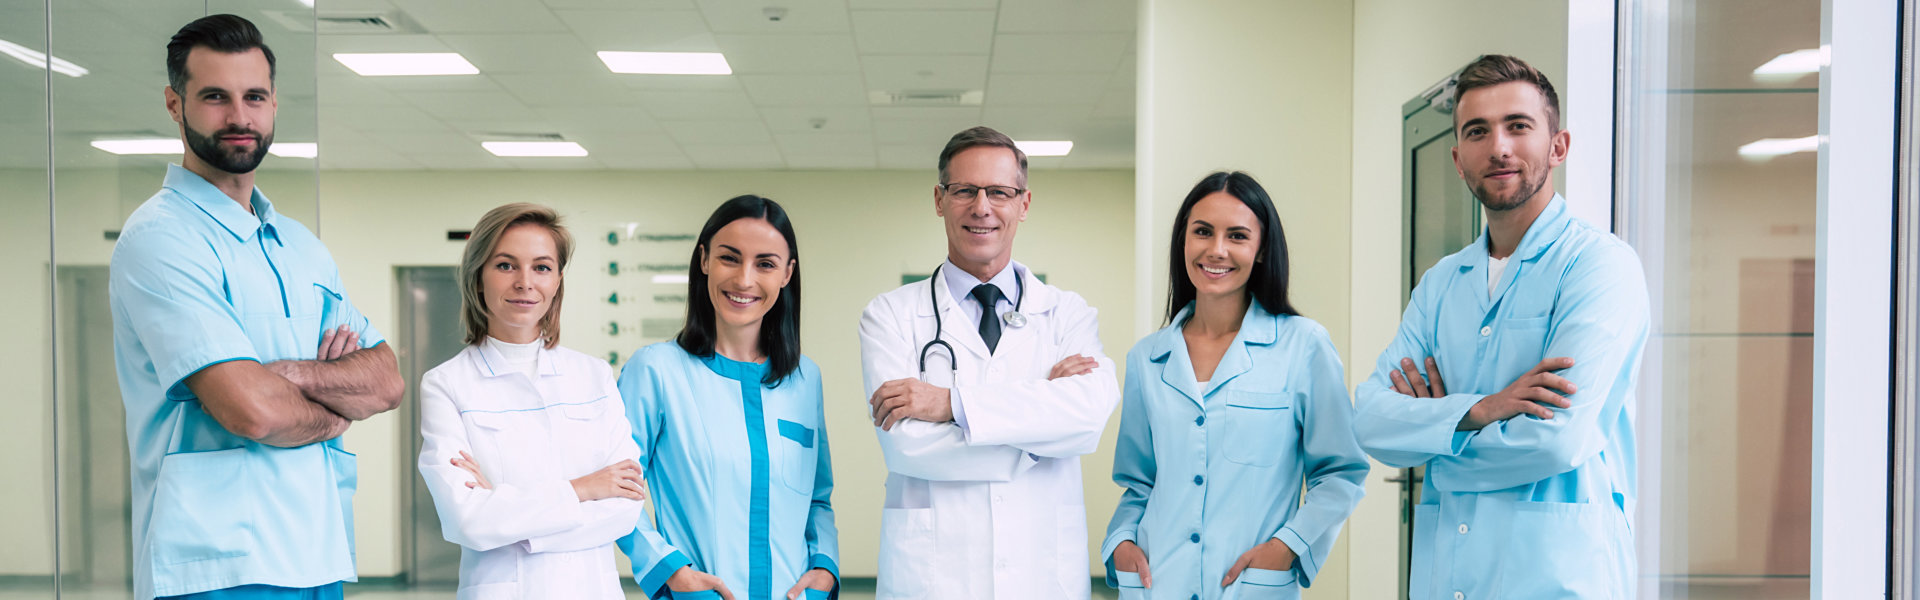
918, 263, 1027, 378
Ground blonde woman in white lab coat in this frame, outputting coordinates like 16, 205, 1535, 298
417, 203, 649, 600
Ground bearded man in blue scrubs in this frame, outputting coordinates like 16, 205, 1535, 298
110, 14, 404, 600
1352, 54, 1650, 599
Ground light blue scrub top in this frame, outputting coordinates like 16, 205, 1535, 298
617, 342, 839, 600
1353, 196, 1649, 599
1102, 304, 1369, 600
110, 165, 382, 600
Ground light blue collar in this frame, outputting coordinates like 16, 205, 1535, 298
700, 348, 770, 384
163, 163, 278, 244
1461, 193, 1570, 269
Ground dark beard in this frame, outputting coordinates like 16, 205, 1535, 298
1470, 167, 1546, 213
182, 115, 272, 174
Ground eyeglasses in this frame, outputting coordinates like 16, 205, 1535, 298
937, 183, 1026, 204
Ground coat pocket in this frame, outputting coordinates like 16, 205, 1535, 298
1225, 391, 1294, 467
1231, 566, 1298, 599
149, 447, 255, 565
1497, 501, 1620, 598
775, 419, 819, 496
877, 508, 935, 599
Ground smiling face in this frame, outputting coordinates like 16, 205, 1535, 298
166, 46, 276, 175
481, 223, 562, 344
701, 217, 795, 341
935, 145, 1031, 278
1451, 80, 1569, 212
1182, 191, 1263, 301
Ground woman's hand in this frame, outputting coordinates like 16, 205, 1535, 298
1112, 540, 1152, 588
667, 567, 735, 600
784, 567, 835, 599
1222, 539, 1296, 587
451, 450, 491, 490
570, 458, 648, 502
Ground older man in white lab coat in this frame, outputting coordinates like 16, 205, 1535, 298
862, 126, 1121, 600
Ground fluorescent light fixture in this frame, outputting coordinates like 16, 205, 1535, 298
0, 38, 88, 77
332, 53, 478, 76
91, 139, 182, 155
269, 143, 317, 158
483, 141, 588, 157
1738, 135, 1819, 161
1016, 140, 1073, 157
651, 274, 690, 285
1753, 47, 1823, 82
597, 51, 731, 75
296, 0, 314, 5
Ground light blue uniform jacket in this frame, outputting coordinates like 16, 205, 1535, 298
110, 165, 380, 600
1103, 304, 1369, 600
617, 342, 839, 600
1353, 196, 1649, 599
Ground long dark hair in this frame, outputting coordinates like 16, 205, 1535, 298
1165, 171, 1298, 325
676, 195, 803, 386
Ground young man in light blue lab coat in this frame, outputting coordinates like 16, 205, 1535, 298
1352, 54, 1650, 599
110, 15, 404, 600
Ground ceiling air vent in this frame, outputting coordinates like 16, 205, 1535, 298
869, 89, 984, 106
316, 12, 424, 34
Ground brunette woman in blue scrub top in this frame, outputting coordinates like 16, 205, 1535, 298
1103, 172, 1370, 600
618, 195, 839, 600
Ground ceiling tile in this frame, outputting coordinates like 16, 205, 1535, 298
318, 142, 421, 169
439, 34, 605, 73
594, 154, 696, 169
319, 33, 454, 55
320, 75, 409, 106
874, 142, 944, 169
861, 55, 989, 92
388, 0, 569, 33
989, 33, 1129, 73
995, 0, 1136, 33
533, 105, 664, 133
714, 34, 861, 74
851, 10, 995, 55
1091, 87, 1134, 118
696, 0, 852, 34
981, 105, 1091, 138
661, 119, 773, 144
543, 0, 694, 8
873, 118, 981, 144
502, 156, 606, 169
774, 132, 876, 155
489, 72, 634, 107
758, 107, 873, 133
397, 89, 536, 121
682, 143, 785, 169
555, 9, 717, 51
566, 132, 682, 155
374, 131, 479, 155
408, 152, 513, 170
636, 91, 762, 120
985, 73, 1110, 105
738, 74, 868, 106
847, 0, 996, 8
320, 103, 458, 133
615, 75, 745, 92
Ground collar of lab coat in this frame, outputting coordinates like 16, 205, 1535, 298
467, 340, 563, 379
915, 259, 1058, 318
1459, 193, 1570, 268
1148, 300, 1281, 403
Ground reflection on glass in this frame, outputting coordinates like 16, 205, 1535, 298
0, 0, 53, 595
1622, 0, 1817, 598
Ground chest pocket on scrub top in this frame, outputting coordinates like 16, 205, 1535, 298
1225, 390, 1293, 467
775, 419, 817, 496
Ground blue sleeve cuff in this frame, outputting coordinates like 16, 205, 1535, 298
1273, 526, 1318, 584
636, 550, 691, 597
1099, 530, 1136, 588
808, 554, 841, 599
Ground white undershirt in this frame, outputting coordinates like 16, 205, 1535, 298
1487, 255, 1510, 297
486, 336, 542, 379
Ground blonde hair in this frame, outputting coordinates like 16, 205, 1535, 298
459, 203, 573, 348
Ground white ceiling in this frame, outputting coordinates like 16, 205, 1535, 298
309, 0, 1137, 170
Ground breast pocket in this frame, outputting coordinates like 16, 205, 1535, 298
463, 411, 532, 482
775, 419, 818, 496
1493, 315, 1551, 381
1225, 391, 1294, 467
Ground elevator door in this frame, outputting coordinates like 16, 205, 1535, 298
1397, 68, 1483, 598
396, 266, 468, 585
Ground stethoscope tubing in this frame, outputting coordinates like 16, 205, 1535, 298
918, 263, 1025, 377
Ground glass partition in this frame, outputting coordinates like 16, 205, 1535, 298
1620, 0, 1819, 597
0, 0, 55, 595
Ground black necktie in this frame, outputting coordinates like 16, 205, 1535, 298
970, 284, 1006, 354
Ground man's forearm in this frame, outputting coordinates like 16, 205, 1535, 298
272, 343, 404, 420
256, 397, 352, 448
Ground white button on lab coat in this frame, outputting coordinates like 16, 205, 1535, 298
859, 262, 1121, 600
418, 342, 646, 600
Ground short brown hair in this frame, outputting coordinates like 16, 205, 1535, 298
938, 126, 1028, 187
1452, 54, 1560, 133
459, 203, 573, 349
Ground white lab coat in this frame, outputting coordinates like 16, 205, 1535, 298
418, 342, 647, 600
860, 261, 1121, 600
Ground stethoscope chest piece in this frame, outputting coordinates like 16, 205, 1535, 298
1001, 311, 1028, 328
